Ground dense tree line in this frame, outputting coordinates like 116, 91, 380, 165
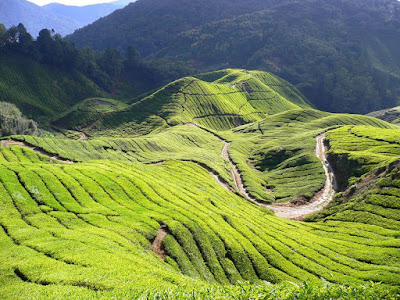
0, 23, 194, 93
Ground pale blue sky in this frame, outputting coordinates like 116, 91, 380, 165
27, 0, 116, 6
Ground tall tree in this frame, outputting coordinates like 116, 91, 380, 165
16, 23, 33, 54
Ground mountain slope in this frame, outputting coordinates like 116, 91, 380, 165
1, 110, 399, 298
0, 67, 399, 297
0, 53, 103, 121
68, 0, 279, 53
68, 0, 400, 114
0, 0, 79, 36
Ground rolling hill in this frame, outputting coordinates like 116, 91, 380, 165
0, 69, 399, 298
52, 69, 312, 135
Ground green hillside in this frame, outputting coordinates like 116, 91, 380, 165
223, 110, 395, 203
0, 53, 103, 122
53, 69, 311, 135
368, 106, 400, 124
308, 126, 400, 227
1, 68, 400, 298
51, 98, 128, 131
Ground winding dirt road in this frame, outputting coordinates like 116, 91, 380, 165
219, 132, 336, 219
266, 134, 337, 219
185, 123, 337, 219
221, 142, 259, 204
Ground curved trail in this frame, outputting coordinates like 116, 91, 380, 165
1, 139, 75, 164
266, 134, 337, 219
221, 142, 259, 203
199, 125, 337, 219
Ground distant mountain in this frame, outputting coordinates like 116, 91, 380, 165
111, 0, 136, 5
68, 0, 400, 114
43, 3, 121, 27
0, 0, 77, 37
0, 0, 128, 37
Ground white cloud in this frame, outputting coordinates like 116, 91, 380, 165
27, 0, 116, 6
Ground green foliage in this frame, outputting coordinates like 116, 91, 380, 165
0, 24, 196, 116
52, 98, 128, 131
0, 147, 398, 298
1, 64, 399, 298
0, 102, 38, 136
326, 125, 400, 189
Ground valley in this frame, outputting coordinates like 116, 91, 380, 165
0, 68, 399, 299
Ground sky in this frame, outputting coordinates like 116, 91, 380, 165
27, 0, 116, 6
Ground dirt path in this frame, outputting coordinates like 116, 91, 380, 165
221, 142, 259, 203
150, 226, 168, 260
1, 139, 75, 164
266, 134, 337, 219
151, 123, 337, 220
210, 127, 337, 219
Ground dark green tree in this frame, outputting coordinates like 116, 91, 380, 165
36, 29, 55, 64
99, 47, 123, 78
16, 23, 33, 54
125, 45, 141, 70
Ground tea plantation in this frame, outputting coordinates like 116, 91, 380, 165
0, 69, 399, 299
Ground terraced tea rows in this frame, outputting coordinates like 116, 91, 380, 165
53, 69, 311, 136
1, 66, 400, 298
8, 125, 234, 187
9, 109, 397, 205
0, 54, 102, 120
223, 109, 394, 203
326, 126, 400, 187
52, 98, 128, 131
0, 145, 399, 299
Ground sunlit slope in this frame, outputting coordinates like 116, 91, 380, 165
327, 126, 400, 180
10, 125, 234, 187
307, 126, 400, 229
0, 148, 399, 299
0, 54, 102, 121
11, 109, 396, 204
224, 109, 395, 203
61, 69, 311, 136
